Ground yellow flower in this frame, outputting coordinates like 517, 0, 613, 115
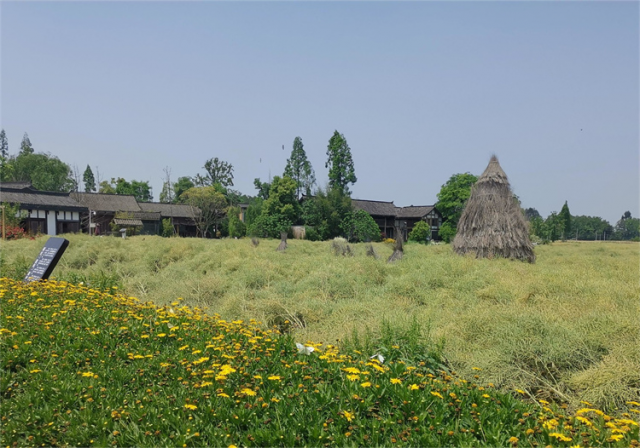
343, 410, 354, 422
482, 394, 490, 398
431, 391, 443, 399
184, 404, 197, 410
268, 375, 281, 381
626, 401, 640, 407
217, 393, 230, 398
360, 382, 372, 388
516, 389, 525, 395
241, 388, 257, 396
347, 374, 360, 382
549, 432, 572, 442
508, 436, 519, 444
390, 378, 402, 384
608, 434, 624, 442
157, 333, 167, 338
408, 384, 419, 391
343, 367, 361, 374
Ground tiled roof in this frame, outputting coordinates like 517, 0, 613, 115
138, 202, 199, 218
352, 199, 398, 217
0, 187, 88, 212
71, 192, 142, 213
395, 205, 437, 219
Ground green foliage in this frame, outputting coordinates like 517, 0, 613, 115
613, 212, 640, 241
435, 173, 477, 241
1, 202, 27, 228
104, 178, 154, 202
98, 180, 115, 194
253, 178, 271, 200
0, 129, 8, 158
246, 213, 292, 238
195, 157, 234, 187
408, 221, 431, 243
302, 187, 353, 240
159, 182, 174, 203
161, 218, 174, 237
228, 206, 247, 238
437, 221, 457, 243
20, 132, 34, 155
8, 150, 74, 192
559, 201, 572, 240
82, 165, 96, 192
262, 176, 301, 224
244, 199, 263, 229
541, 212, 563, 242
341, 209, 380, 243
173, 176, 195, 203
284, 137, 316, 197
571, 215, 613, 240
326, 130, 357, 195
304, 225, 321, 241
181, 187, 227, 238
523, 207, 541, 221
435, 173, 478, 223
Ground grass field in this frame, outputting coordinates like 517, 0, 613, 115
1, 234, 638, 416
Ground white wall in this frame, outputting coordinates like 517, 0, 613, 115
46, 211, 56, 236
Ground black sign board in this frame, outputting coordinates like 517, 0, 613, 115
23, 237, 69, 283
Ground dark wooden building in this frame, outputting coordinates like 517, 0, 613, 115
138, 202, 199, 237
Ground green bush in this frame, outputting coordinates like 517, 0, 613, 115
341, 210, 381, 242
228, 207, 247, 238
408, 221, 430, 244
161, 218, 174, 237
247, 214, 292, 239
438, 221, 456, 243
304, 225, 320, 241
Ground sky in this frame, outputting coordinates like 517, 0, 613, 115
1, 1, 638, 226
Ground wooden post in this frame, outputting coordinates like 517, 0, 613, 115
1, 205, 5, 240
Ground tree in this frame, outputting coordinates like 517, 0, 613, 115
159, 167, 174, 203
108, 178, 153, 202
571, 215, 613, 240
524, 207, 541, 221
543, 212, 563, 242
301, 186, 353, 240
341, 209, 380, 243
254, 178, 271, 200
195, 157, 234, 187
83, 165, 96, 192
181, 186, 228, 238
228, 206, 247, 238
9, 151, 74, 192
435, 173, 478, 242
173, 177, 195, 203
261, 176, 301, 224
559, 201, 572, 241
99, 180, 116, 194
613, 212, 640, 241
0, 129, 7, 159
20, 133, 34, 155
326, 131, 357, 195
284, 137, 316, 198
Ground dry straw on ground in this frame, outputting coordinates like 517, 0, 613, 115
453, 155, 535, 263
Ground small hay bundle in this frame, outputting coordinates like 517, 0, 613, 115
277, 232, 287, 252
453, 155, 535, 263
251, 237, 259, 247
387, 227, 404, 263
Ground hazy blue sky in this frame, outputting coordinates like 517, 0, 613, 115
1, 2, 637, 225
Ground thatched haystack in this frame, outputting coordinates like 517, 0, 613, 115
452, 155, 535, 263
387, 227, 404, 263
277, 232, 287, 251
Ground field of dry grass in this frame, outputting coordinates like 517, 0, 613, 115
2, 234, 638, 413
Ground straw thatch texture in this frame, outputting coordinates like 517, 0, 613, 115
387, 227, 404, 263
452, 155, 535, 263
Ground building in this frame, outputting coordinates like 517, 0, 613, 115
352, 198, 442, 241
0, 183, 87, 236
138, 202, 199, 237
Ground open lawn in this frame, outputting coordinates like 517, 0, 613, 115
1, 235, 638, 415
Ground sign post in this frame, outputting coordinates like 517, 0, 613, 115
23, 237, 69, 283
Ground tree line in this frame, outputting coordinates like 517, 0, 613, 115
434, 172, 640, 242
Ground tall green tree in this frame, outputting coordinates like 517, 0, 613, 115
9, 151, 74, 192
262, 176, 301, 224
571, 215, 612, 240
0, 129, 8, 158
613, 211, 640, 240
559, 201, 572, 241
99, 180, 116, 194
83, 165, 96, 192
105, 177, 153, 202
524, 207, 541, 221
326, 131, 357, 195
20, 133, 34, 155
253, 178, 271, 200
181, 186, 228, 238
284, 137, 316, 198
301, 186, 353, 240
173, 177, 195, 203
195, 157, 234, 187
435, 173, 478, 242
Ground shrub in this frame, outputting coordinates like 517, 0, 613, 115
0, 225, 29, 240
341, 210, 380, 243
408, 221, 430, 243
161, 218, 174, 237
304, 226, 320, 241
